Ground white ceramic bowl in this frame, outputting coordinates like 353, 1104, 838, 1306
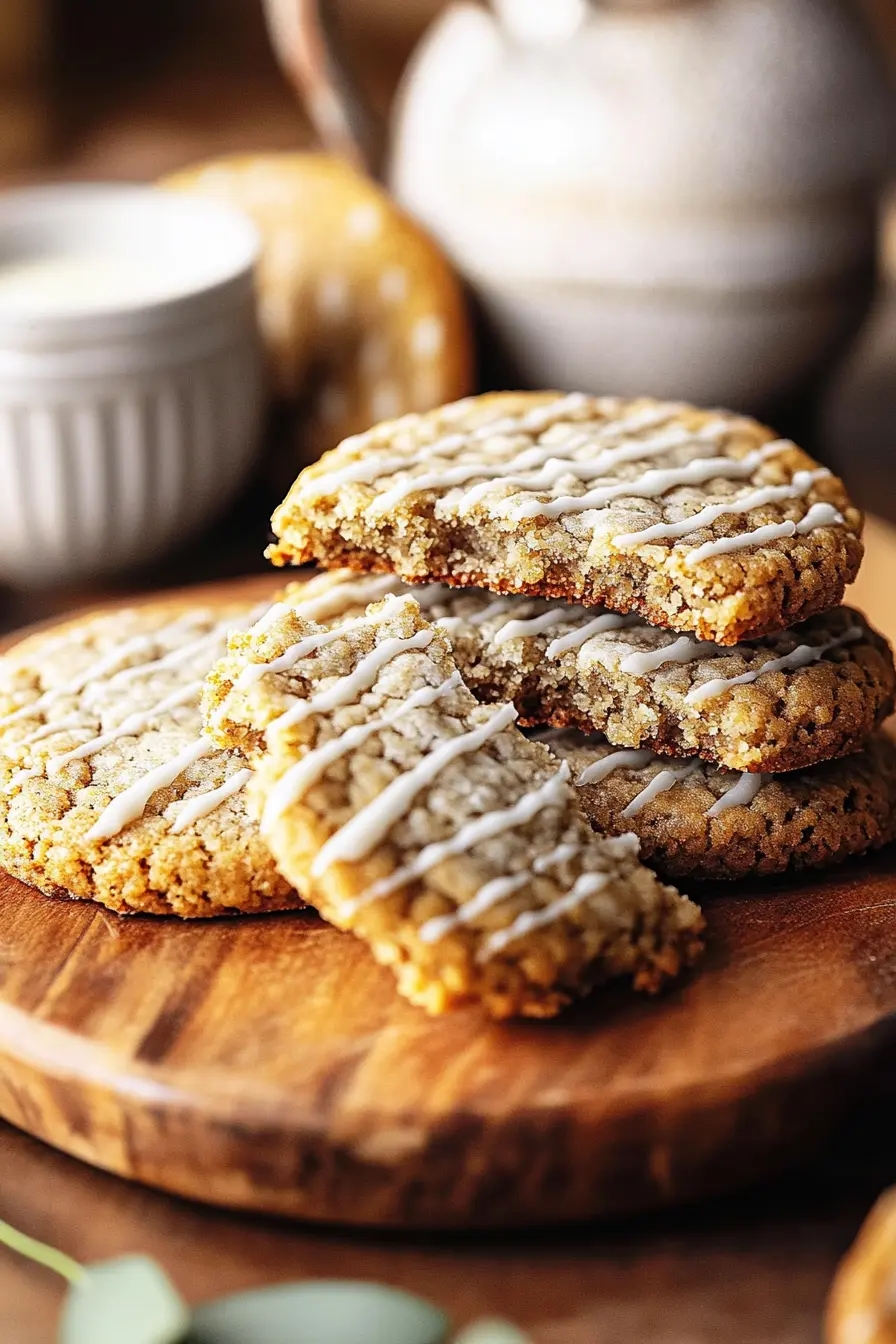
0, 184, 264, 587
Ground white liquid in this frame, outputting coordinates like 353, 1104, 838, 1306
0, 254, 194, 314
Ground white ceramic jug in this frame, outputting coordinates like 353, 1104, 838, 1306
266, 0, 894, 412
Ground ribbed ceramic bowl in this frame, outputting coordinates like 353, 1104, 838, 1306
0, 184, 264, 587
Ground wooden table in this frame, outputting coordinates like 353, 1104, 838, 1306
3, 412, 896, 1343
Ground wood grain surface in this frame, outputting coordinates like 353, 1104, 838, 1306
0, 580, 894, 1227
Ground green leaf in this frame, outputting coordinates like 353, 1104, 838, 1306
189, 1280, 449, 1344
58, 1255, 190, 1344
453, 1321, 533, 1344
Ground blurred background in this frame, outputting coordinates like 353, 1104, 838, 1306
0, 0, 889, 184
0, 0, 444, 179
0, 0, 894, 620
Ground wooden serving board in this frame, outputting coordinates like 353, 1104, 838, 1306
0, 575, 894, 1229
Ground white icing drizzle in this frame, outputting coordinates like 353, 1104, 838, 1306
416, 837, 583, 945
374, 404, 688, 514
466, 597, 522, 627
288, 574, 404, 622
506, 441, 789, 522
102, 619, 232, 691
248, 601, 292, 637
305, 392, 591, 498
169, 767, 252, 834
236, 594, 407, 691
532, 840, 581, 873
412, 584, 457, 611
492, 609, 570, 647
16, 717, 85, 747
341, 762, 572, 916
47, 680, 203, 773
270, 629, 436, 734
0, 628, 174, 728
706, 772, 768, 817
454, 414, 723, 515
310, 701, 519, 877
612, 470, 830, 549
685, 626, 864, 706
478, 872, 612, 960
684, 501, 844, 566
546, 612, 639, 659
433, 616, 465, 636
418, 873, 529, 945
85, 736, 215, 842
261, 672, 463, 830
573, 746, 771, 821
296, 397, 846, 568
1, 606, 271, 841
0, 608, 238, 734
622, 762, 702, 818
620, 636, 719, 677
576, 749, 658, 787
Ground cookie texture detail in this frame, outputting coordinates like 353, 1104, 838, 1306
549, 730, 896, 881
268, 392, 862, 644
203, 593, 704, 1018
0, 601, 299, 917
235, 570, 894, 774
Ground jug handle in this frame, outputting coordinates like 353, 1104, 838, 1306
261, 0, 385, 178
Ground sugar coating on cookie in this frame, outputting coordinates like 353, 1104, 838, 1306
202, 593, 704, 1018
268, 392, 863, 645
160, 153, 472, 461
230, 569, 894, 774
0, 601, 299, 917
547, 730, 896, 881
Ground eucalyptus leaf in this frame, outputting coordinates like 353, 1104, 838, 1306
58, 1255, 190, 1344
189, 1279, 449, 1344
453, 1321, 534, 1344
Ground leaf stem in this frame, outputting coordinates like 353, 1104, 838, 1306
0, 1218, 85, 1284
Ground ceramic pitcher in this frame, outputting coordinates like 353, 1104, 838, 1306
265, 0, 893, 412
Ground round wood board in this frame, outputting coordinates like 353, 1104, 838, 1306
0, 575, 894, 1229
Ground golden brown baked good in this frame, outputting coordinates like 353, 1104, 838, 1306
268, 392, 862, 644
0, 600, 299, 917
203, 592, 704, 1018
547, 730, 896, 881
250, 569, 894, 774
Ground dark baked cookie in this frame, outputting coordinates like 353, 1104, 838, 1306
548, 730, 896, 881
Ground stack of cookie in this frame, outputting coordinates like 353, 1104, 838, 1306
260, 392, 896, 887
1, 391, 893, 1021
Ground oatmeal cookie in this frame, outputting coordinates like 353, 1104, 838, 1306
202, 594, 704, 1018
548, 730, 896, 882
268, 392, 862, 644
0, 600, 299, 917
231, 570, 893, 774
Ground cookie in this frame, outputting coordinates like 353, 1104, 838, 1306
242, 570, 894, 774
0, 600, 299, 918
202, 593, 704, 1018
268, 392, 862, 645
826, 1188, 896, 1344
546, 730, 896, 881
160, 153, 472, 461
